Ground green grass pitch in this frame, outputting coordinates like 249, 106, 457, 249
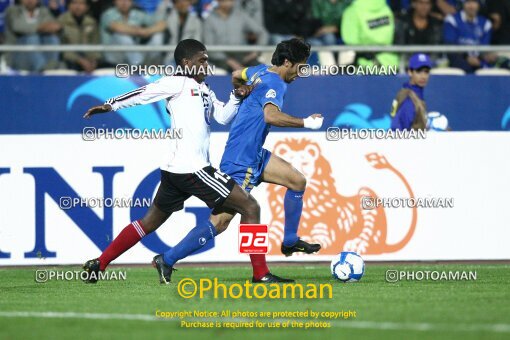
0, 263, 509, 340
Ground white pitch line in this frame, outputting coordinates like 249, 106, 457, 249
0, 311, 156, 322
0, 311, 509, 333
329, 320, 510, 333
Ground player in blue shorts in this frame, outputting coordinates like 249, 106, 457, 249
216, 38, 324, 282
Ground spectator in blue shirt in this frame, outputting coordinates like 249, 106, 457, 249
0, 0, 14, 43
443, 0, 495, 73
134, 0, 162, 13
390, 53, 431, 131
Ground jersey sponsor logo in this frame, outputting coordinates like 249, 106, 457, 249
265, 89, 276, 99
239, 224, 268, 254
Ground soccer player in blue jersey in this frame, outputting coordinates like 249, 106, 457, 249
217, 38, 324, 282
157, 38, 324, 283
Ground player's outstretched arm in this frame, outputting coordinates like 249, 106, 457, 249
83, 104, 113, 119
263, 103, 324, 129
83, 77, 182, 119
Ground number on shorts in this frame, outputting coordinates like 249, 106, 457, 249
214, 170, 231, 183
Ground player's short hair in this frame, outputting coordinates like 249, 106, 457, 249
174, 39, 206, 66
271, 38, 311, 66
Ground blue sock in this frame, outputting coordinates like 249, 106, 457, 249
283, 189, 304, 247
163, 221, 217, 266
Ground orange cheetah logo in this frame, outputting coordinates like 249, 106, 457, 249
267, 138, 417, 255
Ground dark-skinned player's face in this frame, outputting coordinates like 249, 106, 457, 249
284, 59, 307, 83
183, 50, 209, 83
408, 68, 430, 88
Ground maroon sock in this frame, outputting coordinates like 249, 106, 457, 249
250, 254, 270, 280
98, 220, 146, 271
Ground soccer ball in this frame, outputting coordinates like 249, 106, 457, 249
427, 111, 449, 131
330, 252, 365, 282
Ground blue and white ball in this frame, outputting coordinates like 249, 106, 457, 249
427, 111, 449, 131
330, 252, 365, 282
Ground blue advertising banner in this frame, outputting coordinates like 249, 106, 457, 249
1, 75, 509, 133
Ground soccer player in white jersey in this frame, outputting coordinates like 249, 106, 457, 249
82, 39, 262, 284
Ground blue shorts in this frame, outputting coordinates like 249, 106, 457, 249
220, 149, 272, 192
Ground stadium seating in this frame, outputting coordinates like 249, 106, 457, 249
42, 69, 79, 76
474, 68, 510, 76
318, 51, 336, 66
91, 68, 117, 76
257, 52, 273, 65
429, 67, 466, 76
338, 51, 356, 66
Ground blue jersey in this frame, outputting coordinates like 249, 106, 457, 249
390, 82, 424, 130
220, 64, 287, 167
0, 0, 14, 33
443, 11, 492, 48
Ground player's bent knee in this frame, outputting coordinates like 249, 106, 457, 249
215, 222, 229, 234
209, 215, 223, 234
289, 173, 307, 191
209, 213, 234, 235
245, 196, 260, 218
299, 175, 307, 190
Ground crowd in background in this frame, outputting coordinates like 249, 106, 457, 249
0, 0, 508, 73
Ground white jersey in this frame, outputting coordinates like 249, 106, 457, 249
105, 76, 241, 173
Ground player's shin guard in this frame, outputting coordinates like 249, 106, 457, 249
98, 220, 147, 271
282, 189, 304, 247
250, 254, 270, 281
163, 221, 217, 266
